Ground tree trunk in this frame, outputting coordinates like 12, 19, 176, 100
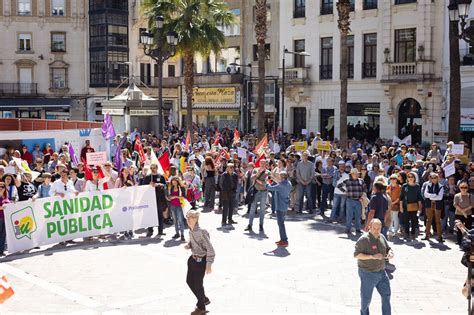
449, 21, 461, 142
337, 0, 351, 149
184, 51, 195, 133
255, 0, 267, 139
340, 32, 348, 149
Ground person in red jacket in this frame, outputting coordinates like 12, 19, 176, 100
20, 145, 33, 166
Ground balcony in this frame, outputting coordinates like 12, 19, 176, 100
320, 65, 333, 80
284, 67, 309, 84
137, 73, 244, 89
0, 83, 38, 96
381, 61, 435, 82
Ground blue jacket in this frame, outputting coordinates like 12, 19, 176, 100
266, 180, 291, 212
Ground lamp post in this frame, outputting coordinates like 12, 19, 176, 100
448, 0, 472, 142
141, 16, 178, 136
229, 63, 252, 132
281, 47, 310, 134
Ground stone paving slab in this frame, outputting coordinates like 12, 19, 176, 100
0, 206, 468, 314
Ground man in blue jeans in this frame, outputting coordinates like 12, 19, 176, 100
354, 219, 393, 315
337, 168, 367, 234
296, 151, 315, 214
329, 161, 349, 222
266, 171, 292, 247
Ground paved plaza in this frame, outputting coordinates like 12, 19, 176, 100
0, 205, 468, 315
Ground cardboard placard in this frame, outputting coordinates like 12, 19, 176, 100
295, 141, 308, 152
452, 144, 464, 155
316, 141, 331, 152
86, 152, 108, 165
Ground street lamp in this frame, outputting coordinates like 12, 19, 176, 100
229, 63, 252, 132
281, 47, 310, 134
141, 15, 178, 136
449, 0, 474, 43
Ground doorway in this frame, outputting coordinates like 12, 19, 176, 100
19, 68, 32, 94
320, 109, 334, 140
398, 98, 422, 144
293, 107, 306, 135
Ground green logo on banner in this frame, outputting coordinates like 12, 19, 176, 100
11, 207, 37, 240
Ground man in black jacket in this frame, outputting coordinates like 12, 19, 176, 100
142, 163, 167, 237
219, 163, 238, 226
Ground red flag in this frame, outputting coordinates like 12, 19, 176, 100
82, 159, 92, 180
213, 130, 220, 145
134, 136, 146, 164
185, 130, 191, 152
158, 150, 171, 174
254, 154, 265, 168
254, 134, 268, 156
96, 165, 109, 190
233, 128, 240, 146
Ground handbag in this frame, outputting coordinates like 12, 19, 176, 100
245, 185, 257, 205
360, 192, 370, 209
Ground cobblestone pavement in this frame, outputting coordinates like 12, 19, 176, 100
0, 205, 468, 315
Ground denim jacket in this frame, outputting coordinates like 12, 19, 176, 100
266, 180, 292, 212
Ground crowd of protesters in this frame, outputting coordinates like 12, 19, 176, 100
0, 126, 473, 257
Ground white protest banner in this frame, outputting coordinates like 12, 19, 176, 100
4, 186, 158, 254
237, 148, 247, 159
301, 129, 308, 135
443, 162, 456, 177
4, 167, 16, 175
452, 144, 464, 155
393, 135, 412, 145
86, 151, 108, 165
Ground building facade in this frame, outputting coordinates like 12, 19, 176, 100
279, 0, 445, 144
0, 0, 88, 120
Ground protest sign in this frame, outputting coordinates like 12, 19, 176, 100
452, 144, 464, 155
301, 129, 308, 135
237, 148, 247, 159
316, 141, 331, 152
4, 186, 158, 254
4, 167, 16, 175
392, 135, 412, 145
295, 141, 308, 152
443, 162, 455, 177
86, 152, 108, 165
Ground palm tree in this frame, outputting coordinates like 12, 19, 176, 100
255, 0, 267, 138
143, 0, 235, 132
337, 0, 351, 149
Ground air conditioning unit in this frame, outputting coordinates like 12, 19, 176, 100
128, 91, 142, 100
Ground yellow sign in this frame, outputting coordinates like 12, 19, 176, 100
295, 141, 308, 152
316, 141, 331, 151
193, 87, 236, 104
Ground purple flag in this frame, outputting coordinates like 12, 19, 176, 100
68, 143, 79, 167
114, 136, 127, 172
102, 113, 116, 140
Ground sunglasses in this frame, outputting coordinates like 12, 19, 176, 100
408, 176, 415, 178
460, 187, 468, 190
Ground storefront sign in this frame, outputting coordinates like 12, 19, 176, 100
4, 186, 158, 254
130, 109, 159, 116
193, 87, 236, 104
102, 108, 124, 115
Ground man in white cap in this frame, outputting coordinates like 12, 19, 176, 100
185, 210, 215, 315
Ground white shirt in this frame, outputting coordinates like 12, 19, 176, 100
84, 179, 108, 192
50, 179, 77, 197
334, 172, 349, 195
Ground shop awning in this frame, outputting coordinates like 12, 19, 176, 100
0, 98, 73, 108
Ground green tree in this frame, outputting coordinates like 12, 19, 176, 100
143, 0, 235, 132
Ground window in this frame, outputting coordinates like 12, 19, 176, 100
294, 39, 306, 68
17, 110, 40, 118
321, 0, 333, 15
251, 82, 276, 106
320, 37, 333, 80
363, 33, 377, 78
18, 0, 31, 15
363, 0, 377, 10
138, 28, 146, 43
294, 0, 305, 18
253, 44, 271, 61
50, 68, 67, 89
395, 0, 416, 4
168, 64, 175, 77
52, 0, 65, 16
252, 4, 271, 22
219, 9, 240, 36
395, 28, 416, 63
51, 32, 66, 52
347, 35, 354, 79
140, 63, 151, 86
18, 33, 32, 52
469, 20, 474, 55
350, 0, 355, 11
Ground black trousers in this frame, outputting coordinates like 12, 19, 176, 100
148, 205, 164, 234
221, 192, 235, 223
404, 211, 418, 236
456, 214, 472, 244
186, 256, 207, 310
0, 218, 5, 254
